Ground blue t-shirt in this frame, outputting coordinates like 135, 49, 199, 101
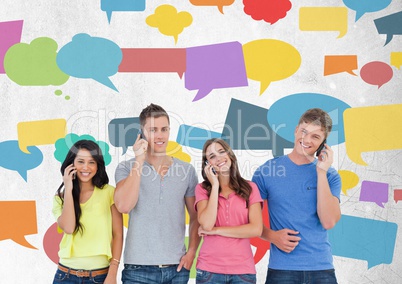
252, 155, 341, 271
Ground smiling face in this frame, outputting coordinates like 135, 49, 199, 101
143, 116, 170, 155
73, 149, 98, 184
205, 142, 232, 174
294, 122, 326, 157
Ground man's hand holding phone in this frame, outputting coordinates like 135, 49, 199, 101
133, 130, 148, 160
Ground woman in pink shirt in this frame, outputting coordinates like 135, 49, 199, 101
195, 138, 263, 284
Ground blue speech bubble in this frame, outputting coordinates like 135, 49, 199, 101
222, 98, 294, 156
176, 124, 221, 150
0, 140, 43, 181
101, 0, 146, 24
374, 11, 402, 46
57, 33, 122, 91
267, 93, 351, 146
329, 215, 397, 269
108, 117, 140, 155
54, 133, 112, 165
343, 0, 391, 22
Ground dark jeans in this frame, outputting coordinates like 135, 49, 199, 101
122, 264, 190, 284
265, 268, 338, 284
196, 269, 256, 284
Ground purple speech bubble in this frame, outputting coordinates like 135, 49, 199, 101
185, 41, 248, 102
0, 20, 23, 73
359, 180, 389, 208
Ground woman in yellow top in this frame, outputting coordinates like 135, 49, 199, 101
52, 140, 123, 284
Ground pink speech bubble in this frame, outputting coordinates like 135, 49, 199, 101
394, 189, 402, 203
43, 222, 63, 264
0, 20, 23, 73
360, 61, 393, 88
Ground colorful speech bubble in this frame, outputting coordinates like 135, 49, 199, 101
343, 0, 391, 22
57, 33, 122, 91
324, 55, 358, 76
146, 5, 193, 44
222, 98, 294, 156
17, 118, 66, 154
4, 37, 69, 86
394, 189, 402, 203
176, 124, 222, 150
343, 104, 402, 166
54, 133, 112, 165
0, 20, 23, 74
43, 222, 63, 264
243, 0, 292, 25
299, 7, 348, 38
338, 170, 359, 195
118, 48, 186, 78
0, 201, 38, 249
190, 0, 234, 14
328, 215, 397, 269
360, 61, 393, 88
108, 117, 140, 155
390, 52, 402, 69
166, 141, 191, 162
0, 140, 43, 182
101, 0, 145, 23
267, 93, 351, 146
242, 39, 301, 95
359, 180, 389, 208
250, 200, 270, 264
185, 42, 248, 101
374, 11, 402, 46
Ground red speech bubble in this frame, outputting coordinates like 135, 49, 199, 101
360, 61, 393, 88
394, 189, 402, 203
250, 200, 270, 264
324, 55, 358, 76
43, 222, 63, 264
243, 0, 292, 25
0, 201, 37, 249
118, 48, 186, 78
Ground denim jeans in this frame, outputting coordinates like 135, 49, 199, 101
265, 268, 338, 284
196, 269, 256, 284
52, 268, 107, 284
122, 264, 190, 284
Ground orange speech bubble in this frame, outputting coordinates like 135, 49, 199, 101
324, 55, 358, 76
17, 118, 67, 153
190, 0, 234, 14
394, 189, 402, 203
0, 201, 37, 249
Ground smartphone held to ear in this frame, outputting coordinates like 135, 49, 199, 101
139, 129, 146, 141
316, 139, 326, 157
205, 161, 217, 175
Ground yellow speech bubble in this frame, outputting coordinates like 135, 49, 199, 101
390, 52, 402, 69
338, 170, 359, 195
167, 141, 191, 162
17, 118, 67, 153
242, 39, 301, 95
299, 7, 348, 38
344, 104, 402, 166
0, 201, 38, 249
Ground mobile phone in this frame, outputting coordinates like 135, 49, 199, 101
204, 160, 217, 175
316, 139, 326, 157
73, 172, 76, 180
138, 129, 146, 141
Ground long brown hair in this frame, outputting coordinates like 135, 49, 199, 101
201, 138, 252, 207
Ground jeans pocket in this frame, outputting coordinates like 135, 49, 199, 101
91, 273, 107, 283
196, 269, 212, 284
53, 269, 68, 282
238, 273, 257, 283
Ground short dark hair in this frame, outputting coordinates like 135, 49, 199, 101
139, 103, 169, 128
298, 108, 332, 138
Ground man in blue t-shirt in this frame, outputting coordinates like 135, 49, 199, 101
252, 108, 341, 284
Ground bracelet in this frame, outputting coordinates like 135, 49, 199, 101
111, 258, 120, 265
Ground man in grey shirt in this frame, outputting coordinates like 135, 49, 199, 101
114, 103, 200, 284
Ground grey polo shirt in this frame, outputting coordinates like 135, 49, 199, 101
115, 157, 198, 265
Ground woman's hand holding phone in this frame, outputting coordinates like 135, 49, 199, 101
63, 164, 77, 191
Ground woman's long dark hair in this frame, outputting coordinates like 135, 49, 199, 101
56, 140, 109, 234
201, 138, 252, 207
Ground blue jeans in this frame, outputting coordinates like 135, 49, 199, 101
265, 268, 338, 284
122, 264, 190, 284
196, 269, 256, 284
52, 268, 107, 283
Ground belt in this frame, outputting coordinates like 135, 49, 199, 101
58, 264, 109, 277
